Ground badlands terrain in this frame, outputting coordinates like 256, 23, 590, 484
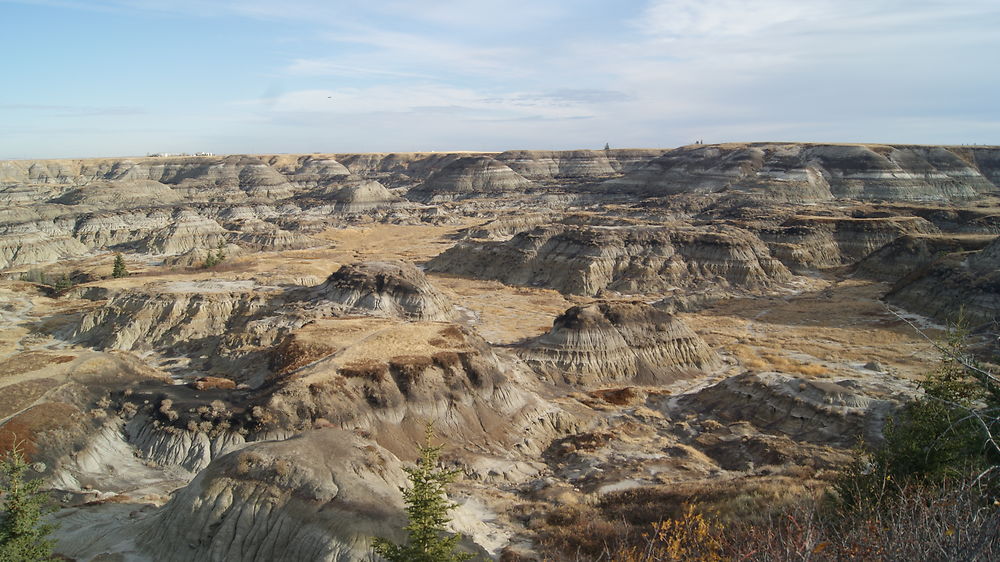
0, 143, 998, 560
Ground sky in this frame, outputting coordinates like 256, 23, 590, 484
1, 0, 998, 158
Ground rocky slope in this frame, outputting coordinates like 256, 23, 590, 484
517, 301, 718, 386
427, 223, 790, 295
886, 236, 1000, 326
855, 234, 995, 282
757, 215, 940, 271
136, 429, 409, 562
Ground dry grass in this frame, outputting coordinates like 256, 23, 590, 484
0, 378, 59, 419
730, 345, 831, 376
0, 352, 74, 378
338, 359, 388, 381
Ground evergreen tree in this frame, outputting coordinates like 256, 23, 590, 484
372, 426, 473, 562
111, 254, 128, 278
0, 443, 56, 561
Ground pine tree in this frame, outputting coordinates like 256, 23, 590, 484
372, 426, 473, 562
0, 443, 56, 561
111, 254, 128, 278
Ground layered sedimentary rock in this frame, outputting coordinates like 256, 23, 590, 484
855, 234, 995, 282
51, 179, 182, 208
72, 281, 289, 385
886, 236, 1000, 326
137, 429, 408, 562
601, 143, 1000, 202
317, 260, 456, 322
757, 215, 939, 271
427, 223, 790, 295
73, 210, 174, 249
495, 149, 668, 181
333, 152, 468, 181
255, 320, 556, 453
461, 213, 555, 240
73, 281, 281, 351
136, 211, 229, 255
0, 220, 88, 269
407, 156, 533, 202
517, 300, 717, 386
496, 150, 614, 179
229, 219, 319, 251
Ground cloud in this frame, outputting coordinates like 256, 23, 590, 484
638, 0, 827, 38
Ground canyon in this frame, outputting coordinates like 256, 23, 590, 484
0, 142, 997, 560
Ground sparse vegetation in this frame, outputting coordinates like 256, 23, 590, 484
372, 425, 473, 562
200, 240, 227, 269
19, 268, 76, 292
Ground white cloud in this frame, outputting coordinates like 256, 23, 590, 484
638, 0, 829, 38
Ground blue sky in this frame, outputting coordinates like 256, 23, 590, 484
1, 0, 998, 158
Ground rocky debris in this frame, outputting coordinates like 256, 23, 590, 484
427, 223, 790, 296
672, 372, 913, 447
757, 215, 939, 271
136, 429, 409, 562
317, 260, 457, 322
600, 143, 1000, 202
886, 236, 1000, 326
855, 233, 995, 282
517, 301, 718, 386
407, 156, 534, 202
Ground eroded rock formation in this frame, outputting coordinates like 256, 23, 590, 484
428, 223, 790, 295
518, 301, 718, 386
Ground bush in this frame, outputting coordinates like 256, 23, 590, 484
834, 321, 1000, 512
